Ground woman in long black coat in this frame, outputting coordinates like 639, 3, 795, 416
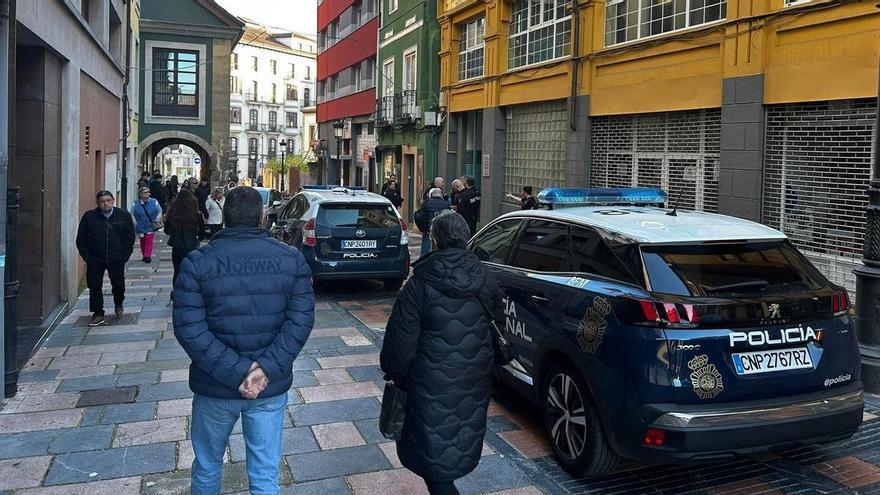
380, 210, 503, 495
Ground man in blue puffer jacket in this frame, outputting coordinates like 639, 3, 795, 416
173, 186, 315, 495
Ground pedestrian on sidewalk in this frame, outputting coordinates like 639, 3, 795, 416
422, 177, 447, 202
457, 177, 482, 236
381, 210, 503, 495
131, 186, 163, 263
196, 178, 211, 219
383, 180, 404, 209
414, 188, 451, 257
205, 186, 225, 238
75, 190, 136, 327
149, 173, 168, 210
173, 185, 315, 495
449, 179, 463, 211
137, 171, 150, 190
163, 189, 205, 288
505, 186, 538, 210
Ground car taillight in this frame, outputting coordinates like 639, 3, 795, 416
400, 220, 408, 245
832, 290, 850, 315
644, 428, 665, 447
303, 219, 316, 247
631, 298, 699, 327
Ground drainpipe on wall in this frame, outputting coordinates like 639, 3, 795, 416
120, 0, 132, 207
0, 0, 12, 398
568, 0, 580, 131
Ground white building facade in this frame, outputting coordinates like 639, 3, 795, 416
228, 22, 317, 188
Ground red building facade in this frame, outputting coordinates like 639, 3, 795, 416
316, 0, 379, 188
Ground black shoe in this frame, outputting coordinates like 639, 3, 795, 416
115, 305, 124, 317
141, 257, 147, 263
145, 257, 152, 263
88, 314, 107, 327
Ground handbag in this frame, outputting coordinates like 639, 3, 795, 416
379, 380, 407, 441
142, 202, 163, 231
476, 296, 512, 366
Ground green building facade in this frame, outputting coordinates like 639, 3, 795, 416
138, 0, 243, 182
376, 0, 441, 221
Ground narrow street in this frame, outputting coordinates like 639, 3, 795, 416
1, 235, 879, 494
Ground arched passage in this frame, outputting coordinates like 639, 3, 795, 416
138, 131, 219, 182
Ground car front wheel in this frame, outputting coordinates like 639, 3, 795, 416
542, 363, 619, 477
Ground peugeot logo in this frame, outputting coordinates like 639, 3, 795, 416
768, 303, 781, 319
355, 229, 366, 238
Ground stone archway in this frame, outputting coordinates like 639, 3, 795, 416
138, 131, 219, 182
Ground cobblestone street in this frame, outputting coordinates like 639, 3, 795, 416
2, 235, 880, 494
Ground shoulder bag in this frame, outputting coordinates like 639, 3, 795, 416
379, 380, 407, 440
142, 201, 163, 231
476, 296, 512, 366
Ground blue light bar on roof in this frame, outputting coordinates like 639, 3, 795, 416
537, 187, 668, 206
303, 185, 366, 191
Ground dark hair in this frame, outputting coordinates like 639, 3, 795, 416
465, 177, 475, 187
523, 186, 533, 195
430, 210, 471, 250
165, 189, 202, 230
141, 171, 150, 178
223, 186, 263, 228
96, 190, 113, 201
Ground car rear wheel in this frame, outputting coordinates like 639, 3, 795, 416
383, 278, 404, 291
541, 363, 619, 477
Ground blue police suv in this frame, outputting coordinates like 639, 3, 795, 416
468, 188, 863, 476
268, 186, 410, 290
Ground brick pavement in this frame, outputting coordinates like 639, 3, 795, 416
2, 234, 880, 494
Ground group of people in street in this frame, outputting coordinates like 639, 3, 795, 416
73, 173, 511, 495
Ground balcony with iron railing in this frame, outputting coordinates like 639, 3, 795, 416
246, 122, 260, 132
377, 95, 395, 127
245, 93, 284, 106
395, 90, 417, 123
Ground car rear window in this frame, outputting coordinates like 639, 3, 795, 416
642, 241, 828, 297
317, 204, 399, 229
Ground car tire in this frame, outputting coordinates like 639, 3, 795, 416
541, 363, 619, 477
383, 278, 404, 291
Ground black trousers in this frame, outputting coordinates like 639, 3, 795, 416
171, 247, 194, 287
86, 260, 126, 315
207, 224, 223, 238
425, 480, 459, 495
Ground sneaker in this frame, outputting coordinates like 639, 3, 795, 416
115, 305, 124, 317
89, 314, 107, 327
145, 257, 152, 264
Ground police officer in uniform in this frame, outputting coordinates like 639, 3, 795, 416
457, 177, 481, 236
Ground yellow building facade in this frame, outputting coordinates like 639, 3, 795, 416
436, 0, 879, 294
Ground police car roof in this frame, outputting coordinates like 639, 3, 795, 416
304, 189, 390, 205
504, 207, 787, 245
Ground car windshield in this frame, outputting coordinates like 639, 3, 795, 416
641, 241, 827, 297
317, 204, 399, 229
257, 190, 269, 205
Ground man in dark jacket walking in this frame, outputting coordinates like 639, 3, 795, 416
75, 190, 136, 326
195, 178, 211, 219
415, 188, 451, 257
173, 186, 315, 495
149, 173, 168, 210
457, 177, 482, 236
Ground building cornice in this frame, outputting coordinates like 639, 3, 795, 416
140, 19, 243, 41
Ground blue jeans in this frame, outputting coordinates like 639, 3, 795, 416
190, 393, 288, 495
420, 233, 432, 257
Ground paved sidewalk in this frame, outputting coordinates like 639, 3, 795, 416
0, 235, 547, 494
3, 234, 880, 494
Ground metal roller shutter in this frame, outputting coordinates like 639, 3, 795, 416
590, 109, 721, 212
763, 99, 877, 295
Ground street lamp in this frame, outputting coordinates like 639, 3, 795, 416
854, 51, 880, 392
333, 120, 345, 187
279, 139, 288, 194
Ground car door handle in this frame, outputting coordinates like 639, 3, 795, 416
530, 294, 550, 304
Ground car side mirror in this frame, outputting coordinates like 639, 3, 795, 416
272, 200, 282, 207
